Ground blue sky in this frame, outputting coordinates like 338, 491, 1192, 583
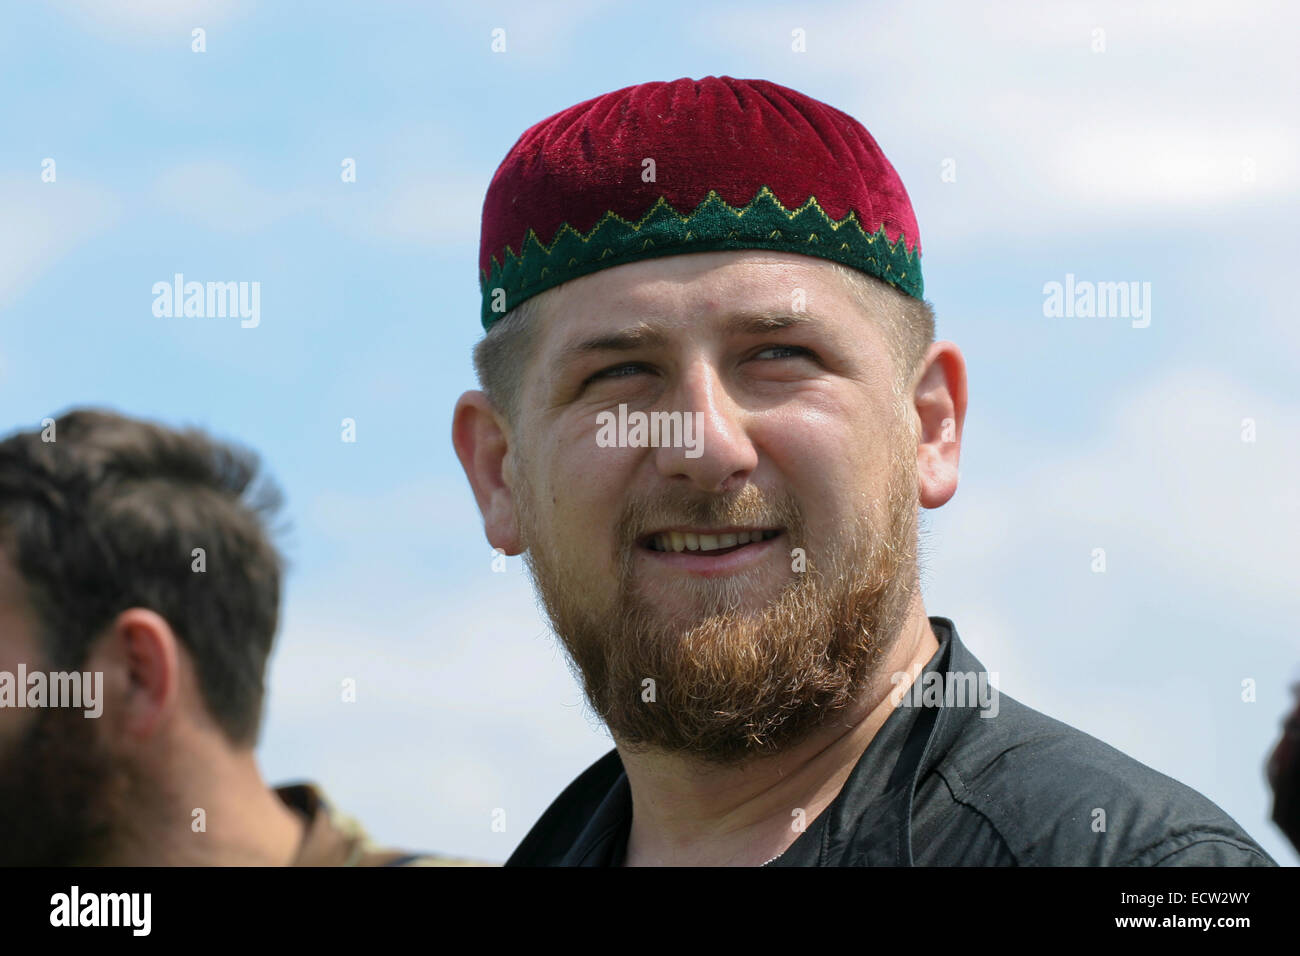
1, 0, 1297, 865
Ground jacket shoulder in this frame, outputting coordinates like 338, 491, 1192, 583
928, 693, 1276, 866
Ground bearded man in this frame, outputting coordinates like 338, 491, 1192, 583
453, 76, 1275, 867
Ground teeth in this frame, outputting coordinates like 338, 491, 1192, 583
647, 530, 780, 552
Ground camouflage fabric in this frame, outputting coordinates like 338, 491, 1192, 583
275, 782, 495, 867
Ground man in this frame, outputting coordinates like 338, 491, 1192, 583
0, 409, 481, 866
453, 75, 1276, 866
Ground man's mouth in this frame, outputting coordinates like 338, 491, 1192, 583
638, 528, 782, 556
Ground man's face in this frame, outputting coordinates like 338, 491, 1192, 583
0, 550, 130, 865
507, 251, 921, 765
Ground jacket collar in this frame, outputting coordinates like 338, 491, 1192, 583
558, 770, 631, 866
766, 616, 979, 866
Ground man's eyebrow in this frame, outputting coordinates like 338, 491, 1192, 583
555, 312, 816, 365
556, 323, 670, 363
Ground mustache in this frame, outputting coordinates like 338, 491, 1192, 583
619, 485, 802, 547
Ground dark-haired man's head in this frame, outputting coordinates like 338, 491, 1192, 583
0, 409, 298, 865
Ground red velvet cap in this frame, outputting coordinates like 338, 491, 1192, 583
479, 75, 922, 330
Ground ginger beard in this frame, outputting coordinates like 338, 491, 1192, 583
515, 415, 920, 767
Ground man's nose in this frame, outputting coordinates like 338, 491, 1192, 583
651, 358, 758, 493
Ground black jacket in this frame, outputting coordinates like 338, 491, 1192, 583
506, 617, 1277, 866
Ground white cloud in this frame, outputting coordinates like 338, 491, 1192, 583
1051, 123, 1296, 207
691, 0, 1300, 240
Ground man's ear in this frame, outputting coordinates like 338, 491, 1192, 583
452, 390, 524, 555
912, 341, 967, 510
89, 608, 180, 741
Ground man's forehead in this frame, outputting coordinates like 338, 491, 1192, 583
535, 251, 859, 350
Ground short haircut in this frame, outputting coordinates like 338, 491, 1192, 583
0, 408, 285, 747
472, 261, 936, 427
827, 262, 937, 402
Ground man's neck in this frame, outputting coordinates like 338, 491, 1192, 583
101, 746, 306, 866
619, 603, 940, 866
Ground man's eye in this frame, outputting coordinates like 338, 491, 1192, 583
586, 347, 812, 387
755, 345, 813, 361
591, 362, 647, 381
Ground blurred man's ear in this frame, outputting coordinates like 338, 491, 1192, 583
452, 390, 524, 556
89, 608, 180, 742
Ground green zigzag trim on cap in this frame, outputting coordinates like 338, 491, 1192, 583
479, 185, 922, 331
